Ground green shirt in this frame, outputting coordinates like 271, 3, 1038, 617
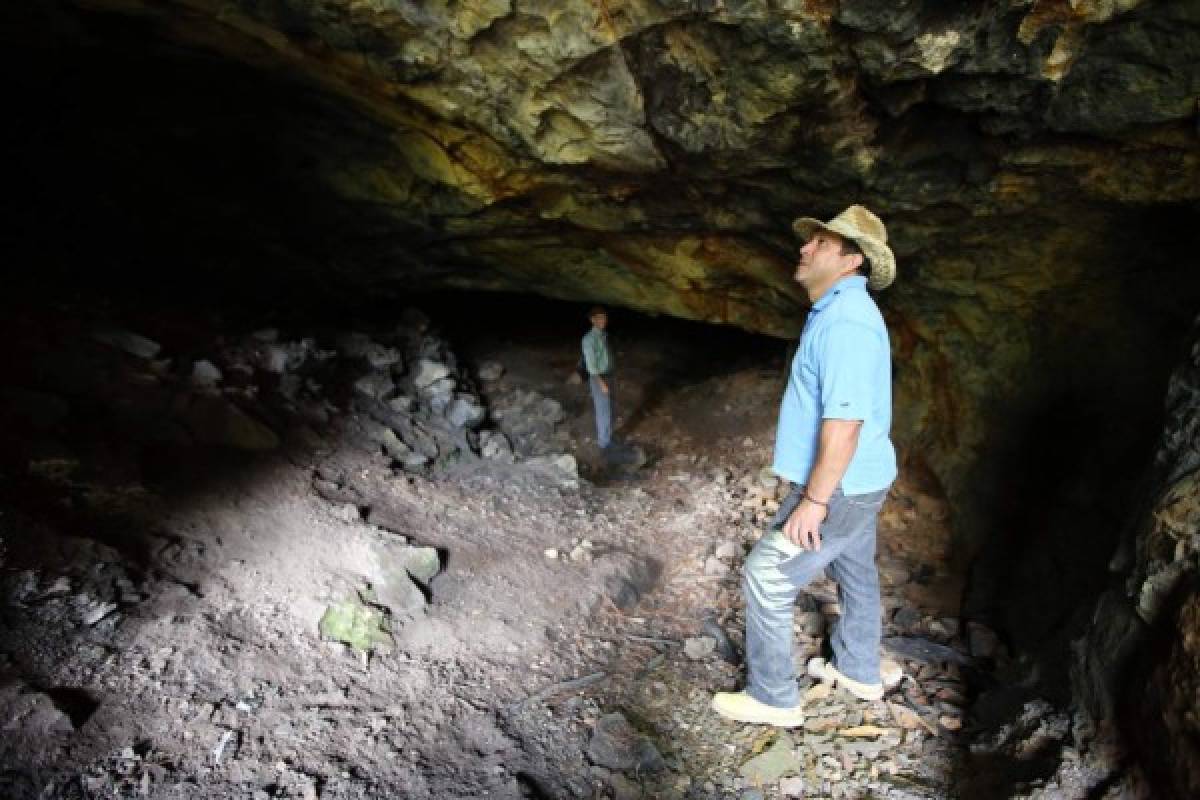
582, 327, 611, 375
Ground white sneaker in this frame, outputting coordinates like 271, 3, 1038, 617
881, 657, 904, 689
807, 658, 884, 701
711, 691, 806, 727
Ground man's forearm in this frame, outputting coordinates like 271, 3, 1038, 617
805, 419, 863, 502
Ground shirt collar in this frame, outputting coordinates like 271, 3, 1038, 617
811, 275, 867, 312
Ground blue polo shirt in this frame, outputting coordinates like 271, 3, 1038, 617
772, 275, 896, 495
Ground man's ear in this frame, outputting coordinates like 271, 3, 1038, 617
846, 252, 864, 271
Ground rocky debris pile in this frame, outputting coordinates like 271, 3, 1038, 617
0, 525, 162, 673
324, 312, 579, 485
539, 450, 1029, 800
1, 308, 583, 490
735, 466, 788, 527
489, 388, 568, 458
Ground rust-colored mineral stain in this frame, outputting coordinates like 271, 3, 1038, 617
1017, 0, 1093, 43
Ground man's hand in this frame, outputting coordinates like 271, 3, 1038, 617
783, 497, 827, 551
599, 378, 609, 395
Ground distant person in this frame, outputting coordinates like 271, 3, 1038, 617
712, 205, 898, 727
581, 306, 618, 459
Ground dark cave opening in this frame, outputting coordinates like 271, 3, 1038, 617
959, 200, 1200, 702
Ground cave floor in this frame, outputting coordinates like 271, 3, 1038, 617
0, 306, 986, 800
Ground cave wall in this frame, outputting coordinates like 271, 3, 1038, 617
1074, 316, 1200, 797
3, 3, 1200, 607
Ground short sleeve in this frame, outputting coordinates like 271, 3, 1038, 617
817, 321, 879, 420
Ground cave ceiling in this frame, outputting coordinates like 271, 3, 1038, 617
13, 0, 1198, 329
8, 0, 1200, 535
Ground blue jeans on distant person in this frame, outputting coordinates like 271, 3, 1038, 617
744, 483, 889, 708
589, 374, 613, 448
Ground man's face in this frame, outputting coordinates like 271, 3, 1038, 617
591, 313, 608, 330
794, 231, 860, 294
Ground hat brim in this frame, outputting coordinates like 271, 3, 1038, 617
792, 217, 896, 291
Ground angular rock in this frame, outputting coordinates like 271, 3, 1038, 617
703, 556, 730, 576
477, 361, 504, 382
524, 453, 579, 488
779, 776, 806, 798
0, 682, 77, 737
373, 575, 427, 618
587, 713, 664, 772
318, 597, 391, 653
378, 428, 414, 462
92, 329, 161, 359
258, 344, 291, 374
358, 417, 413, 462
413, 359, 452, 389
480, 430, 515, 462
702, 616, 742, 665
388, 395, 415, 413
191, 360, 222, 386
446, 394, 486, 429
402, 546, 441, 585
883, 635, 972, 666
355, 373, 395, 401
739, 733, 802, 785
683, 636, 716, 660
80, 600, 119, 626
714, 541, 739, 560
366, 345, 403, 371
423, 375, 456, 398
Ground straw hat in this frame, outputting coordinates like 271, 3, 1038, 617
792, 205, 896, 291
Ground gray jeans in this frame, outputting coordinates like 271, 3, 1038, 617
744, 483, 889, 708
589, 375, 613, 448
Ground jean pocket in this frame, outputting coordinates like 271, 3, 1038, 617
821, 491, 853, 534
844, 488, 888, 515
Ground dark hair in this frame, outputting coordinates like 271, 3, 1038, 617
588, 306, 607, 319
839, 237, 872, 281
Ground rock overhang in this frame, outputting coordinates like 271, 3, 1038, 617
5, 0, 1200, 542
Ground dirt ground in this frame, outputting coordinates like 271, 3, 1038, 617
0, 301, 1002, 800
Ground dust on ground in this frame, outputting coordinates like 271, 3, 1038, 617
0, 302, 1046, 800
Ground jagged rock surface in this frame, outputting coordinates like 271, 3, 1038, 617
1073, 315, 1200, 797
7, 1, 1200, 550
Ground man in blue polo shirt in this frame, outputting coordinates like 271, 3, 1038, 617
713, 205, 898, 727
